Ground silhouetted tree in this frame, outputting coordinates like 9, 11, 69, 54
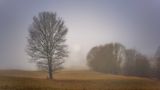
26, 11, 68, 79
88, 43, 151, 77
155, 46, 160, 79
155, 57, 160, 79
87, 43, 126, 74
123, 49, 150, 77
134, 53, 150, 77
123, 49, 137, 75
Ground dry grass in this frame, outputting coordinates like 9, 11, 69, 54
0, 70, 160, 90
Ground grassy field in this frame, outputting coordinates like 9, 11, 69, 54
0, 70, 160, 90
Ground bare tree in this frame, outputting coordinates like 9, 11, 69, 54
26, 11, 68, 79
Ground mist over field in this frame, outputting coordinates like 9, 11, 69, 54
0, 0, 160, 71
1, 1, 160, 90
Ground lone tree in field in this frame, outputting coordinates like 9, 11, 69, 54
26, 11, 68, 79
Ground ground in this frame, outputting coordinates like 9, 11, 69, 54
0, 70, 160, 90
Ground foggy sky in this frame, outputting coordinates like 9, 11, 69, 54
0, 0, 160, 70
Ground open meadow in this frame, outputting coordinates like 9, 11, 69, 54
0, 70, 160, 90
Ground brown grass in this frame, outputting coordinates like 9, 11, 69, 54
0, 70, 160, 90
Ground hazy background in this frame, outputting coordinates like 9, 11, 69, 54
0, 0, 160, 70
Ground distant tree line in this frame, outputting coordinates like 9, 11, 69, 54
87, 43, 160, 79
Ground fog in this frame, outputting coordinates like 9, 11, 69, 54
0, 0, 160, 70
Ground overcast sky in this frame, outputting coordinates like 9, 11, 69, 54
0, 0, 160, 70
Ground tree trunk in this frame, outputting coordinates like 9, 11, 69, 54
48, 65, 53, 79
48, 57, 53, 79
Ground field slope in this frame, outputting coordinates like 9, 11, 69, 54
0, 70, 160, 90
